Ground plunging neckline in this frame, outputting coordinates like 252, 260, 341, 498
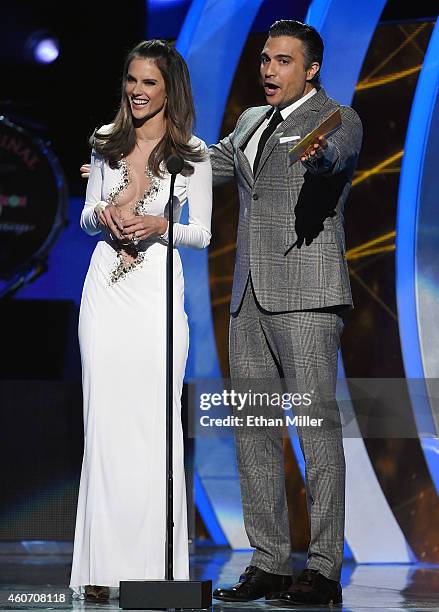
107, 159, 164, 285
107, 159, 160, 215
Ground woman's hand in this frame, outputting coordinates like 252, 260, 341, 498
97, 203, 124, 239
121, 215, 168, 241
80, 163, 91, 179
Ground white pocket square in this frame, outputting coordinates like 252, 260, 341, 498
279, 136, 301, 143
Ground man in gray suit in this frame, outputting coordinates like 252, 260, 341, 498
211, 20, 362, 607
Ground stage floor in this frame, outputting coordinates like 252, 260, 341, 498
0, 544, 438, 611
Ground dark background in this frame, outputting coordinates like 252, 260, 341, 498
0, 0, 146, 195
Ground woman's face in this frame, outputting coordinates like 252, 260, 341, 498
125, 57, 167, 121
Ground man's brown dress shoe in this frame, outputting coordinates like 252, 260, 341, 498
266, 568, 342, 606
213, 565, 292, 602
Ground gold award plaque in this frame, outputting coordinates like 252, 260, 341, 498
288, 108, 342, 164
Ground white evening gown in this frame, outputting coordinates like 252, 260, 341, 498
69, 130, 212, 598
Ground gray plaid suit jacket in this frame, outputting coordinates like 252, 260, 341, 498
210, 87, 363, 314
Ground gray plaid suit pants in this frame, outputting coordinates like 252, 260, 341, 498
229, 278, 345, 581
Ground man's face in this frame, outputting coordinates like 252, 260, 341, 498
260, 36, 319, 108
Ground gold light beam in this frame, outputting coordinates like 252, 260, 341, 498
352, 150, 403, 187
356, 65, 421, 91
209, 242, 236, 259
349, 268, 397, 320
398, 24, 426, 57
348, 230, 396, 256
347, 244, 395, 261
361, 23, 427, 82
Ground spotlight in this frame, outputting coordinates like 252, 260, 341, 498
25, 30, 60, 65
33, 38, 59, 64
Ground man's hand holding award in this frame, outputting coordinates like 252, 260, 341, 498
289, 108, 342, 164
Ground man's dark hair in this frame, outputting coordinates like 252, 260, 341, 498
268, 20, 323, 86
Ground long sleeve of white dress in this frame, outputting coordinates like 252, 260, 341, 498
80, 150, 106, 236
161, 155, 212, 250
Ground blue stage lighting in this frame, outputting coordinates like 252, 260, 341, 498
25, 31, 60, 65
34, 38, 59, 64
149, 0, 185, 4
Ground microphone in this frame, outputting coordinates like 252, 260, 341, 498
166, 154, 184, 175
165, 154, 184, 248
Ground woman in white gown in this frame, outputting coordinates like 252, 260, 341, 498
69, 40, 212, 600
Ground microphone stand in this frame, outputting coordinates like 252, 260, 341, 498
165, 165, 176, 582
119, 155, 212, 609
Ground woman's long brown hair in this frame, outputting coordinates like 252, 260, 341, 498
92, 40, 206, 176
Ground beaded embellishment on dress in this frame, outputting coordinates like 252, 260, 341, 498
134, 167, 162, 215
108, 159, 163, 285
109, 248, 147, 285
107, 159, 130, 207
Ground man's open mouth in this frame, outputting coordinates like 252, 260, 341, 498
264, 82, 280, 95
